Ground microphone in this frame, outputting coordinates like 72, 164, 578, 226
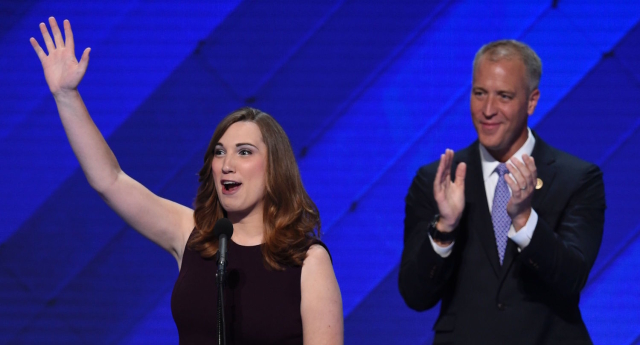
212, 218, 233, 345
213, 218, 234, 272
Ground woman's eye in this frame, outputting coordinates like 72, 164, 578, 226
214, 149, 225, 156
239, 149, 251, 156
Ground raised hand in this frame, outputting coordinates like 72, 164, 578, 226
30, 17, 90, 95
504, 154, 537, 230
433, 149, 467, 232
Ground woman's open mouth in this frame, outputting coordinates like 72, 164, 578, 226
221, 180, 242, 193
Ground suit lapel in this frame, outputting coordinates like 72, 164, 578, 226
530, 136, 557, 212
500, 241, 518, 280
463, 142, 502, 278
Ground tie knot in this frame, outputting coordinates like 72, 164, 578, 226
496, 163, 508, 177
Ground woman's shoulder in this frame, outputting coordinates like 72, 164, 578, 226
304, 239, 332, 267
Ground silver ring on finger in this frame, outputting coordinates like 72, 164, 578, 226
520, 184, 527, 191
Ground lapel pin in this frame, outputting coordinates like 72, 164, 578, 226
536, 178, 543, 190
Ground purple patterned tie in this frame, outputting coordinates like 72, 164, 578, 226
492, 163, 511, 265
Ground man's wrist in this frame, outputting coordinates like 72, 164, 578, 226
436, 219, 456, 232
512, 208, 532, 231
429, 214, 457, 243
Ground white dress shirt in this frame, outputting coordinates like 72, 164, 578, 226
430, 128, 539, 258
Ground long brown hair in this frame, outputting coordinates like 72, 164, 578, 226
189, 107, 321, 269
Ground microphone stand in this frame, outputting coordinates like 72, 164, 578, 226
216, 236, 229, 345
216, 267, 227, 345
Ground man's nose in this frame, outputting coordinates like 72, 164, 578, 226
483, 95, 498, 117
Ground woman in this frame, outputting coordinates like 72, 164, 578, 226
30, 17, 343, 344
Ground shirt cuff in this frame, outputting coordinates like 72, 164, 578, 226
508, 209, 538, 251
429, 234, 454, 258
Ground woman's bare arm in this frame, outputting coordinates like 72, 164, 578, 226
30, 17, 193, 266
300, 245, 343, 345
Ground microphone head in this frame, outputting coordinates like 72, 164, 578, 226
213, 218, 234, 238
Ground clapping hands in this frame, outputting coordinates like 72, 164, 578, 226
504, 154, 537, 230
433, 149, 467, 233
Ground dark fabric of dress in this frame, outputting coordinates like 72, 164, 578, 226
172, 236, 323, 345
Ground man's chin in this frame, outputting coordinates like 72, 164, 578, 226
478, 136, 504, 151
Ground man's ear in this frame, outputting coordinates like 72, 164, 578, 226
527, 89, 540, 115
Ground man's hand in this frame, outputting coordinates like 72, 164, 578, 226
433, 149, 467, 234
504, 154, 537, 230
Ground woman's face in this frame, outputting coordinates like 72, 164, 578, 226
212, 121, 268, 220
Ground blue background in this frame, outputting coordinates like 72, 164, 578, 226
1, 0, 639, 343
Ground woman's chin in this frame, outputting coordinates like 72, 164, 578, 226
222, 205, 260, 221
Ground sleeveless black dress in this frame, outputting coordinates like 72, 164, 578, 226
171, 237, 321, 344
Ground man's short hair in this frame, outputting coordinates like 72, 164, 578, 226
472, 40, 542, 92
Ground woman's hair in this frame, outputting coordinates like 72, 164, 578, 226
189, 107, 321, 269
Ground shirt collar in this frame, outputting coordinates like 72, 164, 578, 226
480, 128, 536, 181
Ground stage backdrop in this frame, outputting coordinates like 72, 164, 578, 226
1, 0, 639, 344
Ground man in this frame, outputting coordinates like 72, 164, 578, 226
398, 40, 605, 344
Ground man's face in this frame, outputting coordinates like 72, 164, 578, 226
470, 55, 539, 161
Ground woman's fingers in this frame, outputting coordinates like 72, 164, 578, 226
49, 17, 65, 49
35, 17, 72, 56
39, 22, 55, 54
78, 47, 91, 74
29, 37, 46, 61
63, 19, 74, 52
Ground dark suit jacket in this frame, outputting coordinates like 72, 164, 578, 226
398, 135, 605, 345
